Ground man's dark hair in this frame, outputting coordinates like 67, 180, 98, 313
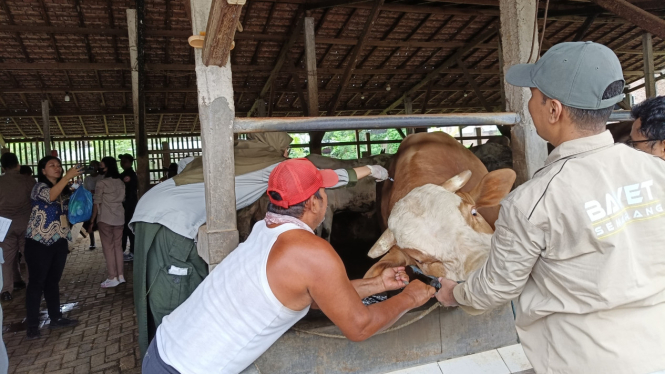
631, 95, 665, 148
0, 152, 19, 170
267, 190, 323, 219
542, 80, 625, 132
20, 165, 33, 175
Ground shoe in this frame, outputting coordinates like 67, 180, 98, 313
26, 326, 41, 339
89, 245, 96, 250
101, 278, 120, 288
13, 281, 26, 290
123, 253, 134, 262
0, 292, 11, 301
118, 275, 126, 284
49, 317, 79, 330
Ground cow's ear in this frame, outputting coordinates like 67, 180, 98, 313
470, 169, 516, 208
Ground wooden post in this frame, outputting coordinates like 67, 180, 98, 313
191, 0, 239, 267
256, 98, 267, 117
161, 141, 171, 179
127, 8, 149, 196
643, 33, 657, 98
404, 95, 414, 135
500, 0, 547, 185
41, 100, 51, 156
304, 17, 319, 117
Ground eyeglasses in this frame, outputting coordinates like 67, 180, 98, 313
625, 138, 659, 148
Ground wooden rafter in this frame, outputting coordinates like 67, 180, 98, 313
247, 8, 305, 117
327, 0, 385, 115
11, 118, 27, 137
79, 116, 89, 136
456, 57, 492, 112
31, 117, 44, 136
103, 115, 109, 135
190, 114, 199, 132
1, 0, 32, 62
73, 0, 95, 62
381, 25, 498, 114
589, 0, 665, 39
54, 116, 66, 136
174, 114, 182, 132
156, 114, 164, 135
573, 13, 600, 41
318, 9, 357, 68
37, 0, 63, 62
251, 2, 278, 65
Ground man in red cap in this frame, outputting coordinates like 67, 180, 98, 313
142, 158, 436, 374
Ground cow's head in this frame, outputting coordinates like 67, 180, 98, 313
365, 169, 516, 281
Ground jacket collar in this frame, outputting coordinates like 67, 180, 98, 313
545, 130, 614, 167
3, 168, 20, 175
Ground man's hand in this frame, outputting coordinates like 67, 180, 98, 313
380, 266, 408, 291
435, 278, 459, 307
401, 280, 436, 308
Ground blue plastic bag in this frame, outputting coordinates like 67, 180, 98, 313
68, 186, 93, 224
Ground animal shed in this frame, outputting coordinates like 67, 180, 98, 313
0, 0, 663, 141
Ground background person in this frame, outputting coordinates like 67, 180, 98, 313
24, 156, 83, 340
142, 158, 434, 374
83, 160, 103, 249
19, 165, 33, 176
627, 95, 665, 159
91, 157, 126, 288
0, 153, 34, 302
435, 42, 665, 374
119, 154, 138, 261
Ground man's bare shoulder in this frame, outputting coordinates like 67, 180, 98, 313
271, 229, 343, 268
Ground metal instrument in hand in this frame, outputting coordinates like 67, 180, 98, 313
404, 265, 442, 291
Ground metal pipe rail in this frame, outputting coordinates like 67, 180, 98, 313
234, 113, 521, 133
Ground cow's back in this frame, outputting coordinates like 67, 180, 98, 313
380, 132, 488, 228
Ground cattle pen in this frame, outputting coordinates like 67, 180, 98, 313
1, 0, 664, 373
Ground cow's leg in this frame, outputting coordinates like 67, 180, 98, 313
363, 247, 415, 279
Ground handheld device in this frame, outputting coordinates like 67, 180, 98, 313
404, 265, 442, 291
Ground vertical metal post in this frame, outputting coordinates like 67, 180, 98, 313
500, 0, 547, 185
643, 33, 657, 98
41, 100, 51, 156
191, 0, 239, 267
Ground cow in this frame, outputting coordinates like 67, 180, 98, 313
236, 153, 392, 242
364, 132, 515, 292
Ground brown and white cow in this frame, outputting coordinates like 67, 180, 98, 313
365, 132, 515, 285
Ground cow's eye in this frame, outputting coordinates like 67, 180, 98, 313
471, 208, 478, 216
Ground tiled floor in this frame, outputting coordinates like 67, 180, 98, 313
384, 344, 535, 374
2, 233, 140, 374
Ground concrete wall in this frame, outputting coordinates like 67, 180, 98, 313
243, 302, 517, 374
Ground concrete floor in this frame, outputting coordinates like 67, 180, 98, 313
2, 233, 140, 374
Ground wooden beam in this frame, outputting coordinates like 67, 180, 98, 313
103, 115, 109, 135
38, 0, 64, 62
174, 114, 182, 132
0, 0, 32, 62
156, 114, 164, 134
304, 17, 319, 117
381, 26, 498, 114
573, 13, 599, 41
190, 114, 199, 133
457, 57, 492, 112
31, 117, 44, 136
327, 0, 384, 115
79, 116, 89, 136
73, 0, 95, 62
11, 118, 27, 138
202, 0, 244, 66
41, 100, 51, 156
643, 33, 657, 98
54, 116, 66, 136
247, 8, 305, 116
500, 0, 547, 185
588, 0, 665, 39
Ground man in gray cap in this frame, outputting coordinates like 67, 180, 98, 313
436, 42, 665, 373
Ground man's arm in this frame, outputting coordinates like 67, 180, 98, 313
436, 200, 545, 310
350, 267, 408, 299
303, 241, 434, 342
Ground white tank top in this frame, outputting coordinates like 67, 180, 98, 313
156, 221, 310, 374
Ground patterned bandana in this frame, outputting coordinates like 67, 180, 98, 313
264, 212, 314, 234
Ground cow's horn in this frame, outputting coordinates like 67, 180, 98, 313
441, 170, 472, 193
368, 229, 396, 258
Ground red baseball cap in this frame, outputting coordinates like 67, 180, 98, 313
267, 158, 339, 208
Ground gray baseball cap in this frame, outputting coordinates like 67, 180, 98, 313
506, 41, 625, 110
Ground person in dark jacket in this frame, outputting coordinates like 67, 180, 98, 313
119, 154, 138, 262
